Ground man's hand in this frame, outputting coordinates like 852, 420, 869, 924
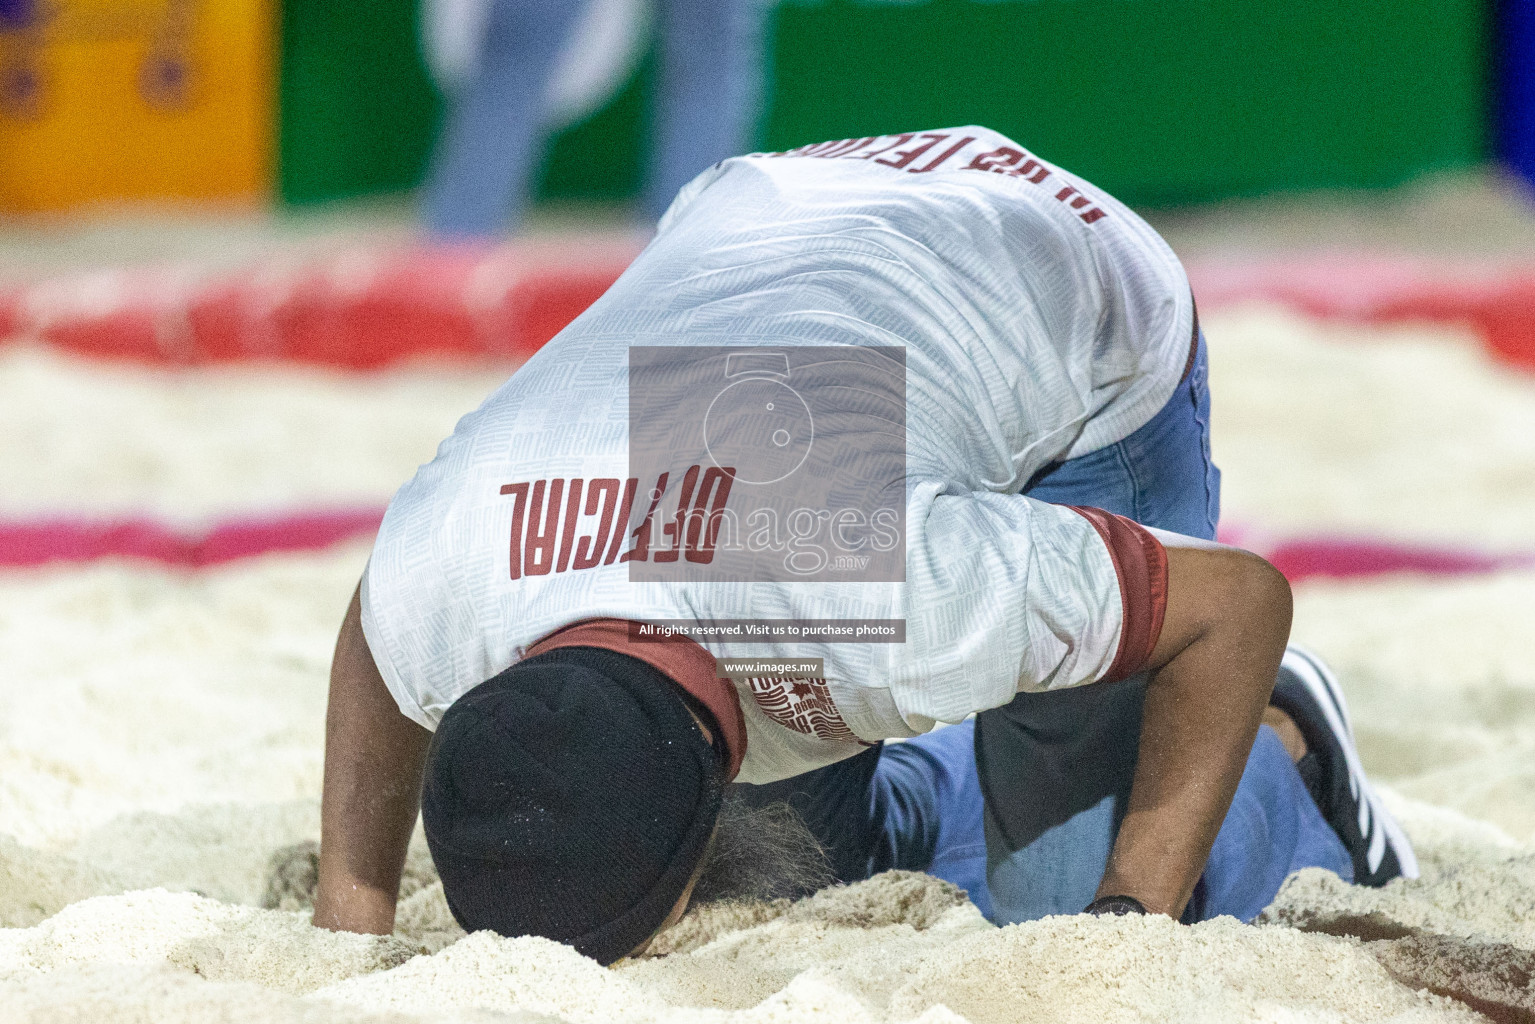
312, 584, 432, 935
1094, 543, 1293, 918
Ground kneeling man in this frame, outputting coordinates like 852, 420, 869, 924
313, 127, 1415, 961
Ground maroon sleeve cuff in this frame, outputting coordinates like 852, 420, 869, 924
1063, 506, 1169, 683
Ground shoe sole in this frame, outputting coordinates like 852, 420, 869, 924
1280, 645, 1419, 880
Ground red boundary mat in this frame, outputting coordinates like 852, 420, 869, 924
1185, 254, 1535, 372
2, 243, 1533, 371
0, 237, 646, 370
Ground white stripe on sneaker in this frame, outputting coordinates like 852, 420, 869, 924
1377, 797, 1420, 879
1367, 806, 1387, 874
1280, 646, 1420, 881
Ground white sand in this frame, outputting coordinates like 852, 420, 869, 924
1206, 306, 1535, 549
0, 345, 509, 524
4, 311, 1535, 1020
2, 537, 1533, 1021
0, 544, 365, 848
1290, 572, 1535, 843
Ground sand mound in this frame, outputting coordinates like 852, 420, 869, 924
1, 872, 1490, 1024
887, 913, 1479, 1024
1264, 856, 1535, 952
0, 873, 985, 1023
0, 964, 414, 1024
0, 835, 121, 929
0, 889, 417, 993
1368, 934, 1535, 1023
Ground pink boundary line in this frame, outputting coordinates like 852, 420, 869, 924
2, 510, 1532, 581
0, 510, 385, 569
1215, 525, 1535, 583
1266, 539, 1535, 582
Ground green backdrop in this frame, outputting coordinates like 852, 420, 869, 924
279, 0, 1488, 209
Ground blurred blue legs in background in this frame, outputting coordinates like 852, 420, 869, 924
422, 0, 767, 238
423, 0, 586, 238
644, 0, 766, 221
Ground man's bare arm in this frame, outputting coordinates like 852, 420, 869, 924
312, 584, 432, 934
1094, 544, 1293, 918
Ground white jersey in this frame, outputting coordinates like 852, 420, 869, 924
362, 126, 1190, 783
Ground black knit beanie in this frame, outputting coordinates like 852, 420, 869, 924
421, 645, 723, 964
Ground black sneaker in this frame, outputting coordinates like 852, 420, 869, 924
1267, 645, 1418, 887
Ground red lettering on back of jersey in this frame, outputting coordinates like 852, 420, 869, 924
604, 478, 640, 565
573, 478, 621, 571
524, 478, 563, 576
654, 464, 700, 563
687, 466, 736, 564
1011, 159, 1050, 184
855, 134, 914, 162
555, 478, 583, 572
501, 482, 530, 579
764, 133, 1108, 225
876, 133, 947, 170
966, 146, 1024, 173
909, 135, 975, 173
619, 473, 669, 564
503, 468, 734, 576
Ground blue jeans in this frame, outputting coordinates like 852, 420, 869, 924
983, 333, 1351, 921
732, 334, 1354, 922
422, 0, 767, 236
873, 716, 1350, 923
